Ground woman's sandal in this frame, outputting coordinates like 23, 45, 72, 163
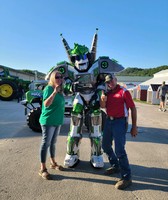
38, 168, 51, 180
50, 162, 64, 171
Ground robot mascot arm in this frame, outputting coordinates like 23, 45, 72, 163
46, 29, 124, 168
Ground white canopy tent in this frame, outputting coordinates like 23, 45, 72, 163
140, 69, 168, 86
139, 69, 168, 104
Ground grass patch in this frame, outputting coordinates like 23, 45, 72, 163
133, 99, 158, 105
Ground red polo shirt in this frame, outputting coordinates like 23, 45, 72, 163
106, 85, 135, 118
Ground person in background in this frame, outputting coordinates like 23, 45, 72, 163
156, 81, 168, 112
39, 70, 65, 180
17, 83, 24, 103
29, 81, 35, 90
100, 74, 137, 190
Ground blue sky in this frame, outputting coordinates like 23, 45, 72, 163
0, 0, 168, 74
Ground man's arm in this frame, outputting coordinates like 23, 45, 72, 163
100, 90, 107, 108
130, 106, 138, 137
156, 87, 160, 99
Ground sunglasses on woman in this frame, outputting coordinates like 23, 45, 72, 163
55, 76, 63, 79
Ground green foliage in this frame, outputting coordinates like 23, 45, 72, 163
118, 65, 168, 76
19, 69, 46, 77
21, 69, 35, 75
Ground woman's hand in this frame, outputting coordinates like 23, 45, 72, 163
53, 85, 60, 94
44, 86, 60, 107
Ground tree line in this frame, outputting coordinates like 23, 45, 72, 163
21, 65, 168, 77
117, 65, 168, 76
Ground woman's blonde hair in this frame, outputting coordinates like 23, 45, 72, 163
48, 70, 63, 93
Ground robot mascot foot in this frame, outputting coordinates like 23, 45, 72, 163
64, 153, 80, 168
90, 155, 104, 168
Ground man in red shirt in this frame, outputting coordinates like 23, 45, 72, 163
100, 74, 137, 190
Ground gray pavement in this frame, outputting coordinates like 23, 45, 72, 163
0, 100, 168, 200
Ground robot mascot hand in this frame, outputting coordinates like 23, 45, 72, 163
45, 28, 124, 168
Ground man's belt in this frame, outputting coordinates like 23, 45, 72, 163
107, 116, 126, 120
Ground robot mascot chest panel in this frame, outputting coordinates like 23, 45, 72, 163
73, 73, 95, 94
56, 56, 124, 98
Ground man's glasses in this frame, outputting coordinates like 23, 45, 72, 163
55, 76, 63, 79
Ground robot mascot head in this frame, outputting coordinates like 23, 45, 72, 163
45, 29, 98, 80
70, 43, 91, 71
60, 28, 98, 72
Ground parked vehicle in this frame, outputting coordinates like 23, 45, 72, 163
0, 66, 30, 101
21, 80, 73, 132
21, 80, 46, 132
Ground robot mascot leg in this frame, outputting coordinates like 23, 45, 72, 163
90, 110, 104, 168
64, 93, 84, 167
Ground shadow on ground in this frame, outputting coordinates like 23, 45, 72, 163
1, 122, 168, 146
41, 160, 168, 192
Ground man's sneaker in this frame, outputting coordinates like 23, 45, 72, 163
158, 108, 162, 111
104, 167, 120, 175
115, 179, 132, 190
163, 109, 166, 112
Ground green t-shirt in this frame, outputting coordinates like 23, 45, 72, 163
39, 85, 65, 126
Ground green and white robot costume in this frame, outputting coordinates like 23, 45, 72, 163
46, 29, 124, 168
64, 87, 105, 168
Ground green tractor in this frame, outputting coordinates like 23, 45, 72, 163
21, 80, 73, 133
21, 80, 47, 132
0, 66, 30, 101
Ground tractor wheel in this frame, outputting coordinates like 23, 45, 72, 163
0, 80, 18, 101
27, 107, 42, 132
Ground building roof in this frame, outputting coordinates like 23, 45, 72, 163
116, 75, 151, 82
0, 65, 45, 80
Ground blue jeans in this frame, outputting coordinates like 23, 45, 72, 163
102, 118, 131, 180
40, 125, 61, 163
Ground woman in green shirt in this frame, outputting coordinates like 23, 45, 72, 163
39, 70, 65, 180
